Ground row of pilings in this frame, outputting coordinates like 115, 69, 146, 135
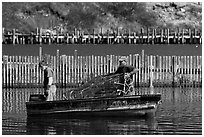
2, 27, 202, 45
2, 48, 202, 88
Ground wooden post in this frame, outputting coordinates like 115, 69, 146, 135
159, 56, 162, 87
2, 56, 6, 88
56, 50, 60, 85
167, 29, 169, 44
154, 28, 157, 44
172, 56, 175, 87
160, 29, 164, 44
6, 56, 9, 88
117, 27, 120, 44
199, 31, 202, 44
12, 29, 16, 44
194, 28, 197, 44
128, 29, 131, 44
141, 28, 144, 44
48, 32, 51, 45
183, 56, 187, 87
88, 56, 92, 80
136, 54, 140, 88
107, 29, 109, 44
186, 56, 190, 87
133, 32, 136, 44
173, 31, 177, 44
74, 50, 77, 83
93, 29, 95, 44
39, 28, 42, 45
177, 28, 180, 44
199, 56, 202, 87
39, 47, 43, 61
149, 55, 154, 88
147, 27, 150, 44
152, 28, 154, 44
189, 28, 192, 44
189, 56, 193, 87
181, 29, 184, 44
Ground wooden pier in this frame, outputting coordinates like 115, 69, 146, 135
2, 47, 202, 88
2, 27, 202, 45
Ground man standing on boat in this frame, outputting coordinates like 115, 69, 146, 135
39, 60, 56, 101
114, 56, 139, 95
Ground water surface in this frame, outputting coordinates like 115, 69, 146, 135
2, 87, 202, 135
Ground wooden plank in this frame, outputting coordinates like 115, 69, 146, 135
80, 56, 83, 83
14, 56, 19, 88
103, 56, 107, 75
76, 56, 79, 84
88, 56, 92, 80
2, 56, 5, 88
187, 56, 190, 87
33, 56, 36, 86
132, 54, 136, 88
62, 55, 65, 87
27, 56, 31, 87
100, 56, 104, 75
84, 56, 88, 82
71, 56, 74, 84
30, 56, 33, 86
149, 55, 153, 88
189, 56, 193, 87
180, 56, 184, 87
83, 56, 86, 82
153, 56, 157, 86
198, 56, 202, 86
144, 55, 148, 85
191, 56, 195, 86
91, 55, 95, 78
138, 54, 142, 87
162, 56, 168, 85
97, 56, 101, 76
110, 55, 113, 73
183, 56, 187, 87
135, 54, 139, 87
177, 56, 181, 87
10, 56, 14, 88
68, 56, 71, 83
56, 50, 60, 85
106, 55, 110, 74
64, 56, 68, 85
37, 56, 41, 86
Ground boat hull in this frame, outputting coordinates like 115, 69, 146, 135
26, 94, 161, 117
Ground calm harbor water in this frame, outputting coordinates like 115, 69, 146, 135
2, 87, 202, 135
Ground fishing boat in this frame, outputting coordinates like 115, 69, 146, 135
26, 74, 161, 117
26, 94, 161, 117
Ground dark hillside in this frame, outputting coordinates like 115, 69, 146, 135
2, 2, 202, 33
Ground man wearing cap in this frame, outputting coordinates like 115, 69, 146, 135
114, 56, 139, 95
39, 61, 56, 101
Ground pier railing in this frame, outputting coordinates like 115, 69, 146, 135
2, 48, 202, 88
2, 27, 202, 45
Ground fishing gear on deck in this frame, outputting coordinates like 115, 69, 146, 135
63, 73, 134, 100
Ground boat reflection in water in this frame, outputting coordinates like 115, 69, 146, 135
26, 112, 158, 135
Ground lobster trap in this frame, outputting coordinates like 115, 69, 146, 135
66, 73, 135, 99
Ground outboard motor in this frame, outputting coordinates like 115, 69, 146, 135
29, 94, 46, 102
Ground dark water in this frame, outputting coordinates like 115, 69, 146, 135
3, 44, 201, 56
2, 88, 202, 135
